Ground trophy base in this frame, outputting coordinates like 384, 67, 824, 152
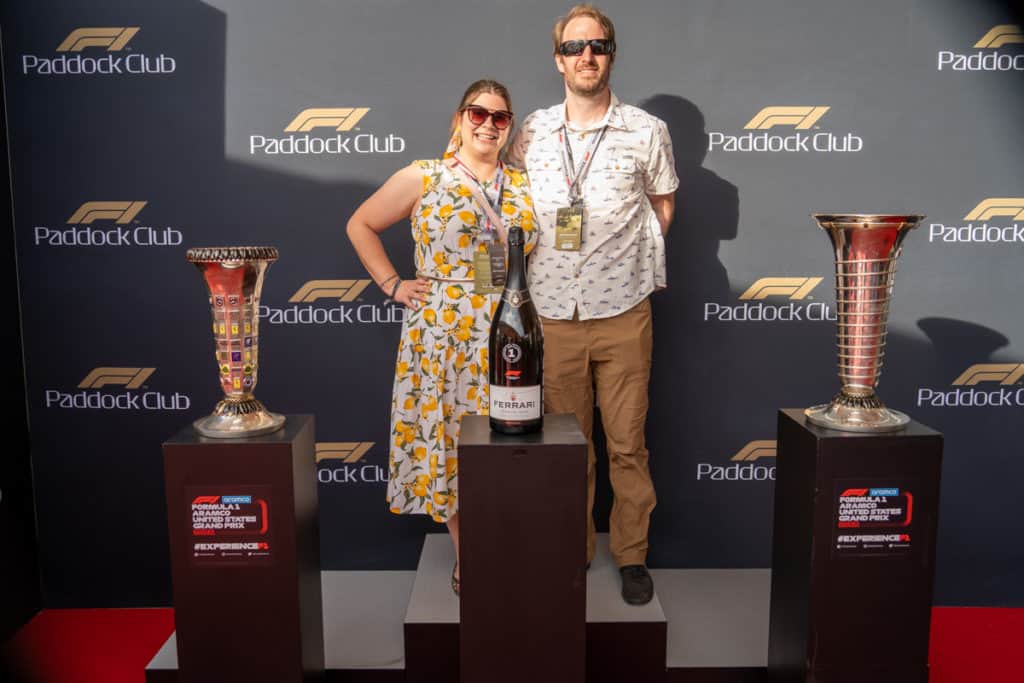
193, 397, 286, 438
804, 401, 910, 433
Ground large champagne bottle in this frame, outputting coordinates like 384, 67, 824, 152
488, 225, 543, 434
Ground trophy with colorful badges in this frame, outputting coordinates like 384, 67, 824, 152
187, 246, 285, 437
806, 214, 924, 432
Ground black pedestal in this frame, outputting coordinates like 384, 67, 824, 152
458, 413, 588, 683
163, 415, 323, 683
768, 409, 942, 683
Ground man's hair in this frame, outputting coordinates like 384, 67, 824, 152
551, 4, 616, 58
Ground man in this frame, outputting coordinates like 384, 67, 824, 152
506, 3, 677, 605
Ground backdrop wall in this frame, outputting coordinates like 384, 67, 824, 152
2, 0, 1021, 607
0, 77, 39, 640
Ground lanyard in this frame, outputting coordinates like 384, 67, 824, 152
452, 155, 505, 236
559, 124, 607, 203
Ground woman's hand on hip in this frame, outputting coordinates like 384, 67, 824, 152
394, 277, 431, 309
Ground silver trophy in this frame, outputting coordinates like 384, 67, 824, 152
805, 214, 924, 432
188, 246, 285, 438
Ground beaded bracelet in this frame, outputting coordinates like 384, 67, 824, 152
390, 278, 402, 299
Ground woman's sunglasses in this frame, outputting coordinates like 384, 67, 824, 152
557, 39, 616, 57
462, 105, 514, 130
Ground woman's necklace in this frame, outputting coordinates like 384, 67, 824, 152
454, 152, 499, 185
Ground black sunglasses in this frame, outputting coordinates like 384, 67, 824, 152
557, 39, 616, 57
461, 105, 514, 130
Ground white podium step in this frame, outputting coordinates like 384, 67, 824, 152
146, 534, 770, 683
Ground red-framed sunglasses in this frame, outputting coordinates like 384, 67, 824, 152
461, 105, 514, 130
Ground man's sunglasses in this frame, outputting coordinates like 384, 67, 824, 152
461, 105, 514, 130
557, 39, 616, 57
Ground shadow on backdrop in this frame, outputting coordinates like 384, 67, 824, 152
589, 93, 742, 564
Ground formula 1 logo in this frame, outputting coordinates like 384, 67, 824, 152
938, 24, 1023, 71
317, 442, 388, 484
262, 279, 402, 325
974, 25, 1024, 49
57, 28, 139, 52
284, 108, 371, 132
738, 277, 823, 301
928, 199, 1024, 244
705, 276, 832, 322
47, 367, 188, 411
78, 367, 155, 389
288, 280, 372, 303
710, 107, 859, 153
34, 201, 181, 248
951, 364, 1024, 386
917, 363, 1024, 407
963, 198, 1024, 221
730, 440, 777, 462
250, 107, 404, 155
697, 439, 777, 481
315, 442, 375, 464
23, 28, 175, 76
743, 106, 830, 130
67, 201, 147, 225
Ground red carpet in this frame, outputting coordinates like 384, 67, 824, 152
929, 607, 1024, 683
3, 606, 1021, 682
4, 609, 175, 683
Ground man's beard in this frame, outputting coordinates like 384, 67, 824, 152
567, 65, 610, 97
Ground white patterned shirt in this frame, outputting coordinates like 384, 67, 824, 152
506, 93, 678, 320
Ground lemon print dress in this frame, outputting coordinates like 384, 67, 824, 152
387, 159, 537, 521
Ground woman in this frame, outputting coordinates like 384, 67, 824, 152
346, 80, 537, 594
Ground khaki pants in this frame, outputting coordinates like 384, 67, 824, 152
541, 298, 656, 567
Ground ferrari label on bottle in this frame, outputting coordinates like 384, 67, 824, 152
490, 385, 542, 420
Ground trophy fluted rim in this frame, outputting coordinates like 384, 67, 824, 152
811, 213, 926, 228
187, 246, 279, 263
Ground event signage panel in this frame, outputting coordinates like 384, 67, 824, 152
187, 486, 274, 566
833, 481, 916, 556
